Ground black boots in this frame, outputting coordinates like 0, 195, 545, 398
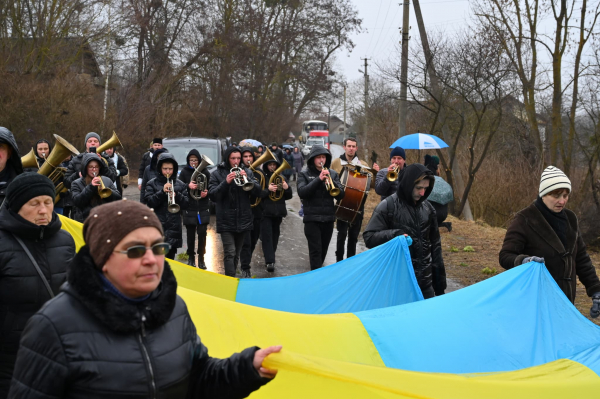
187, 256, 196, 268
241, 269, 252, 278
266, 263, 275, 272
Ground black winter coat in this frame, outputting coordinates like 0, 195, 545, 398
0, 128, 23, 206
499, 202, 600, 303
64, 151, 117, 189
262, 167, 293, 218
375, 167, 403, 201
8, 246, 270, 399
363, 164, 446, 294
0, 209, 74, 398
104, 152, 129, 193
146, 153, 189, 249
208, 147, 265, 233
141, 149, 168, 205
138, 149, 153, 180
179, 149, 211, 226
70, 153, 121, 223
297, 146, 345, 223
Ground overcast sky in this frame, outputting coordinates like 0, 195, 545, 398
339, 0, 472, 82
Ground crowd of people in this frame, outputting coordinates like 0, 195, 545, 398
1, 125, 600, 397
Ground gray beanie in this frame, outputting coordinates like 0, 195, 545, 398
84, 132, 101, 146
539, 166, 571, 197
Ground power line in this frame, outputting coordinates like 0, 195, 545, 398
370, 0, 396, 57
365, 0, 383, 56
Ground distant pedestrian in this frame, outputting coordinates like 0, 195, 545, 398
291, 146, 304, 181
499, 166, 600, 316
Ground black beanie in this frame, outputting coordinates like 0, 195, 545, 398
390, 146, 406, 160
5, 173, 56, 212
153, 137, 163, 144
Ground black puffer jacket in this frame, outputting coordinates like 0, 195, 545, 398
262, 159, 293, 218
70, 153, 121, 223
297, 146, 345, 223
375, 167, 404, 201
64, 151, 117, 189
146, 153, 189, 248
0, 128, 23, 206
0, 208, 74, 398
364, 164, 446, 294
241, 147, 266, 220
208, 147, 265, 233
71, 153, 121, 223
141, 148, 168, 205
8, 246, 270, 399
179, 149, 211, 226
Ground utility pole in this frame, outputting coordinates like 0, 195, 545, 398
343, 85, 347, 142
360, 58, 370, 161
398, 0, 410, 137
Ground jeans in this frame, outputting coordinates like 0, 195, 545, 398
240, 218, 261, 270
261, 217, 282, 264
186, 223, 208, 260
304, 221, 334, 270
221, 231, 246, 277
335, 214, 363, 262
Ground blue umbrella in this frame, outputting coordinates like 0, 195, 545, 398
389, 133, 448, 150
239, 139, 263, 147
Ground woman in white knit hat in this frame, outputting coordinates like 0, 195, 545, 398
499, 166, 600, 318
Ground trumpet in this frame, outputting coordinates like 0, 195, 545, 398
231, 166, 255, 191
94, 172, 113, 199
321, 162, 341, 197
166, 174, 180, 213
387, 164, 400, 182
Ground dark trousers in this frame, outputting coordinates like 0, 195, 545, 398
186, 223, 208, 259
335, 214, 363, 262
221, 231, 246, 277
166, 248, 177, 260
240, 218, 261, 270
304, 221, 334, 270
261, 217, 282, 264
421, 285, 435, 299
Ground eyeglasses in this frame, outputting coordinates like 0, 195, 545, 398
114, 243, 171, 258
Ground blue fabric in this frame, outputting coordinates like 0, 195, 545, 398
100, 273, 151, 303
356, 262, 600, 375
389, 133, 448, 150
235, 236, 423, 314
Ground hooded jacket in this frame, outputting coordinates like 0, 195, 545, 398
64, 146, 117, 189
141, 148, 168, 205
0, 128, 23, 205
262, 158, 293, 218
363, 164, 446, 294
297, 146, 345, 223
8, 246, 270, 398
145, 153, 189, 248
70, 153, 121, 222
241, 147, 267, 220
179, 149, 211, 226
208, 147, 265, 233
0, 207, 74, 397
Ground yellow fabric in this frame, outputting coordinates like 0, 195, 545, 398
59, 215, 84, 251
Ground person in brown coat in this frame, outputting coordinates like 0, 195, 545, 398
499, 166, 600, 317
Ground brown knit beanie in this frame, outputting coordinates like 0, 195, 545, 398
83, 200, 164, 267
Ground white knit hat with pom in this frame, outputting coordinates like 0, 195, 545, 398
539, 166, 571, 197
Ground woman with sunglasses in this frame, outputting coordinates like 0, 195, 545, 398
71, 153, 121, 222
8, 201, 280, 398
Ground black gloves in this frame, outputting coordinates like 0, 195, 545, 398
591, 292, 600, 319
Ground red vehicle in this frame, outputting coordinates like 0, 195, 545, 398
308, 130, 330, 150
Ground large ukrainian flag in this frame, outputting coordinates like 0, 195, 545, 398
60, 215, 600, 398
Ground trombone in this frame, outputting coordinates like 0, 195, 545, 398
94, 172, 113, 199
387, 164, 400, 182
166, 173, 180, 213
321, 162, 341, 197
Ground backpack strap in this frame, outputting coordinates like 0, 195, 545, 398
12, 234, 55, 298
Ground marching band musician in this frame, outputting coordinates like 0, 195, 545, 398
140, 148, 168, 205
260, 156, 293, 273
138, 138, 163, 191
64, 133, 117, 190
239, 147, 267, 278
102, 146, 129, 195
297, 146, 345, 271
0, 127, 23, 206
145, 153, 189, 260
34, 139, 51, 166
209, 147, 265, 277
71, 153, 121, 222
330, 137, 379, 262
375, 146, 406, 201
179, 149, 211, 269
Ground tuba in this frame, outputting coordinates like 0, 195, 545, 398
321, 162, 341, 197
37, 134, 80, 203
189, 155, 213, 200
166, 174, 180, 213
268, 159, 292, 201
96, 131, 124, 155
21, 148, 39, 169
248, 149, 276, 207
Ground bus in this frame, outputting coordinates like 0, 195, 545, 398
301, 120, 328, 142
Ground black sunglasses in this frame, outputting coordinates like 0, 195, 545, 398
114, 243, 171, 259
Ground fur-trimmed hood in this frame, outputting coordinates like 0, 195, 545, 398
63, 245, 178, 333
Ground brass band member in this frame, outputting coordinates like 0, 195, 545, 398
102, 147, 129, 195
138, 138, 163, 191
297, 146, 345, 270
71, 153, 121, 222
145, 153, 189, 260
64, 133, 117, 190
0, 127, 23, 206
375, 146, 406, 201
179, 149, 210, 269
330, 137, 379, 262
260, 156, 293, 273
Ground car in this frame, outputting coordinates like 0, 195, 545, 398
163, 137, 227, 214
302, 137, 325, 156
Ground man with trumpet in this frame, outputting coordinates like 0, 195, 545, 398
64, 132, 117, 190
0, 127, 23, 207
71, 153, 121, 222
298, 146, 345, 271
209, 146, 265, 277
146, 153, 189, 260
375, 146, 406, 201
